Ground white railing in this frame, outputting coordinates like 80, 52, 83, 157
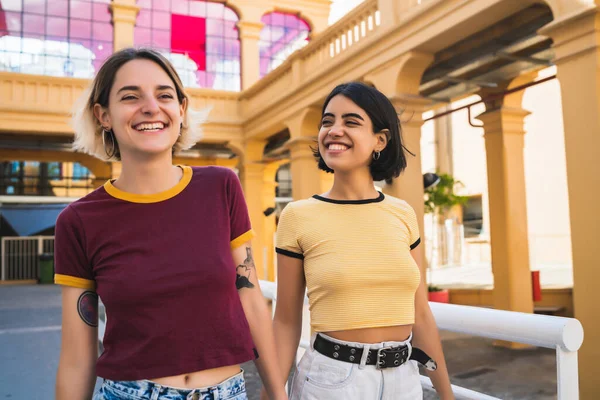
98, 280, 583, 399
1, 235, 55, 281
301, 1, 381, 76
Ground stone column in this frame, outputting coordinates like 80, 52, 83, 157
237, 140, 268, 280
237, 21, 264, 90
364, 51, 434, 266
262, 161, 286, 281
384, 95, 431, 264
287, 137, 321, 200
434, 106, 454, 175
540, 9, 600, 396
109, 0, 140, 52
285, 106, 323, 200
477, 106, 534, 327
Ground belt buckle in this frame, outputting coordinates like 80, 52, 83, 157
376, 346, 394, 369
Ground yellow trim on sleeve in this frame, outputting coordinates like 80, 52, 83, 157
54, 274, 96, 290
230, 229, 255, 250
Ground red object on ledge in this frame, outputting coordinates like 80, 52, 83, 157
532, 270, 542, 302
428, 289, 450, 303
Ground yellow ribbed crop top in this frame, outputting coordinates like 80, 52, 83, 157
275, 192, 422, 332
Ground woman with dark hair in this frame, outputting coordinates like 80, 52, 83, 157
55, 48, 287, 400
269, 82, 454, 399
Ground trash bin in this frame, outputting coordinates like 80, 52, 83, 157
39, 253, 54, 284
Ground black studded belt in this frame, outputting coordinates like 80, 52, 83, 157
313, 334, 437, 371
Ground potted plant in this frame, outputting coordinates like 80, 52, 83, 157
427, 285, 450, 303
423, 172, 467, 302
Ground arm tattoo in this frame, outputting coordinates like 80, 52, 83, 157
77, 291, 98, 327
236, 247, 256, 290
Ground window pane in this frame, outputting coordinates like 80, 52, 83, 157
69, 39, 92, 58
92, 2, 111, 22
92, 41, 111, 63
152, 11, 171, 30
47, 17, 69, 37
92, 21, 111, 41
224, 8, 238, 21
71, 0, 93, 20
153, 0, 170, 11
70, 19, 92, 39
23, 14, 45, 35
188, 1, 206, 17
206, 19, 223, 37
2, 0, 23, 12
23, 0, 45, 14
153, 30, 170, 50
4, 12, 22, 32
47, 0, 69, 17
132, 0, 239, 91
206, 2, 223, 18
136, 9, 152, 28
137, 0, 151, 9
171, 0, 188, 15
271, 13, 285, 26
260, 12, 310, 77
134, 27, 152, 46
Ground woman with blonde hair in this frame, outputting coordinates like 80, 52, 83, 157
55, 48, 287, 400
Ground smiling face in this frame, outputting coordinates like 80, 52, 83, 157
318, 94, 388, 175
93, 59, 186, 160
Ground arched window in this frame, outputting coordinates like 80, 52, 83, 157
0, 0, 113, 77
259, 12, 310, 77
135, 0, 240, 91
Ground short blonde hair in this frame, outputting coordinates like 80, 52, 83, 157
72, 48, 210, 161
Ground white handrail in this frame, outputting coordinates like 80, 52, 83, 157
429, 302, 583, 352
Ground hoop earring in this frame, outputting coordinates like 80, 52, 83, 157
373, 150, 381, 161
102, 128, 116, 159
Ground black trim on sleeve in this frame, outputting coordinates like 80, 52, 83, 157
276, 248, 304, 259
410, 237, 421, 250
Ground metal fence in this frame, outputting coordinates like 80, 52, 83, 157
0, 235, 54, 281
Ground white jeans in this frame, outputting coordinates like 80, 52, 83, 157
290, 333, 423, 400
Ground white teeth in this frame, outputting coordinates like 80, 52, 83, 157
328, 144, 349, 151
135, 122, 165, 131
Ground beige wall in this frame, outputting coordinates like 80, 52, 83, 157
444, 67, 572, 268
521, 67, 573, 266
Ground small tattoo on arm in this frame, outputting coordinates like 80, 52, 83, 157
77, 291, 98, 327
236, 247, 256, 290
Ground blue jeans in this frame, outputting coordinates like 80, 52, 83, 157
93, 370, 247, 400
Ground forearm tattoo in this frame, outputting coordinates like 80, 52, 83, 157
77, 291, 98, 327
236, 247, 256, 290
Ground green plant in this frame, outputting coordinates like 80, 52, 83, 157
424, 172, 468, 216
424, 172, 467, 293
427, 285, 444, 292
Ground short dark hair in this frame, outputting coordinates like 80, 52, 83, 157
313, 82, 412, 182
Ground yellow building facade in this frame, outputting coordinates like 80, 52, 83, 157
1, 0, 599, 397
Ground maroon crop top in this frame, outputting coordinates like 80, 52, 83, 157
54, 166, 257, 380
